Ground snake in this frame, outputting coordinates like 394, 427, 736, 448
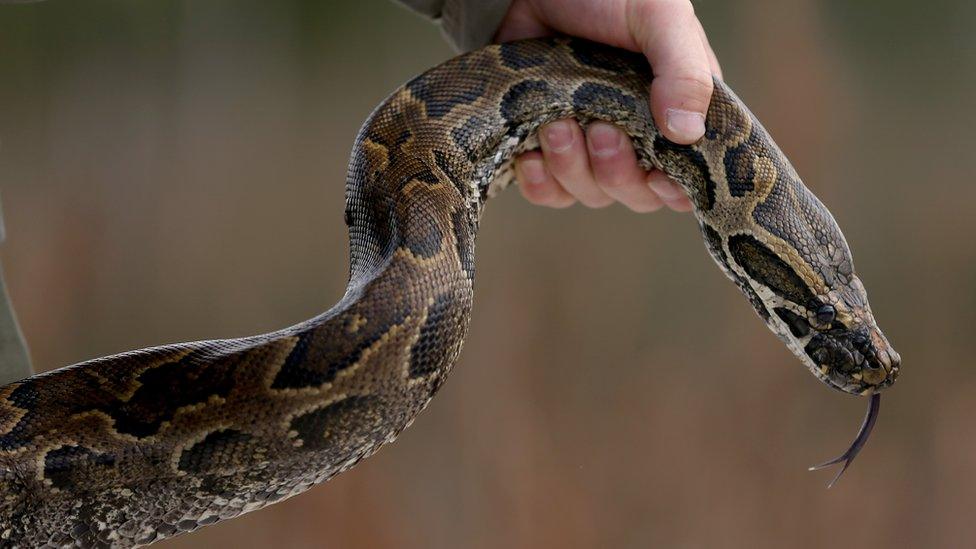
0, 38, 900, 547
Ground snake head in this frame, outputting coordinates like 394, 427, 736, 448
772, 275, 900, 395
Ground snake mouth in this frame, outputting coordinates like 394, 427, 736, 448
806, 328, 900, 395
819, 367, 886, 395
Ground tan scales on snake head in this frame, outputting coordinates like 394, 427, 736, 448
0, 38, 899, 546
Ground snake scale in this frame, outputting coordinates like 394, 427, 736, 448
0, 38, 900, 547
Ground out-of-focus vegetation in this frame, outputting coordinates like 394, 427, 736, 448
1, 1, 974, 547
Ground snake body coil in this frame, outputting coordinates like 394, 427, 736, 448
0, 39, 899, 547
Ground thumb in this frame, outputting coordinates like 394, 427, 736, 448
628, 0, 715, 145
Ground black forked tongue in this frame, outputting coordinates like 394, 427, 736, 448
808, 393, 881, 488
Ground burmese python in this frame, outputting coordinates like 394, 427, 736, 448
0, 38, 900, 547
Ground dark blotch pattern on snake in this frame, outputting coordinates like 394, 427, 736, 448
0, 39, 899, 547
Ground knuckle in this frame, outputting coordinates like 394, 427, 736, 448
658, 69, 714, 113
626, 0, 649, 27
550, 157, 593, 187
545, 158, 576, 181
630, 0, 695, 22
672, 68, 714, 96
595, 171, 627, 191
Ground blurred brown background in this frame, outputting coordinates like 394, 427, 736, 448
1, 0, 974, 547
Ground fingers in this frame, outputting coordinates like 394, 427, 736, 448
493, 0, 718, 212
515, 119, 692, 213
539, 120, 614, 208
647, 170, 694, 212
516, 150, 576, 208
586, 122, 663, 213
627, 0, 715, 144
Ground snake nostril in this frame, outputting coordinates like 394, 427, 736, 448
876, 349, 900, 376
888, 349, 902, 368
876, 349, 894, 372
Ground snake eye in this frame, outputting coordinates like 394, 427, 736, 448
816, 304, 836, 325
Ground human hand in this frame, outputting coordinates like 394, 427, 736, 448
494, 0, 722, 212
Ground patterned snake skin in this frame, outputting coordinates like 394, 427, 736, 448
0, 39, 900, 547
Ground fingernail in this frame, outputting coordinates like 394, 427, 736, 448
520, 157, 547, 185
587, 123, 621, 157
665, 108, 706, 143
542, 121, 574, 153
